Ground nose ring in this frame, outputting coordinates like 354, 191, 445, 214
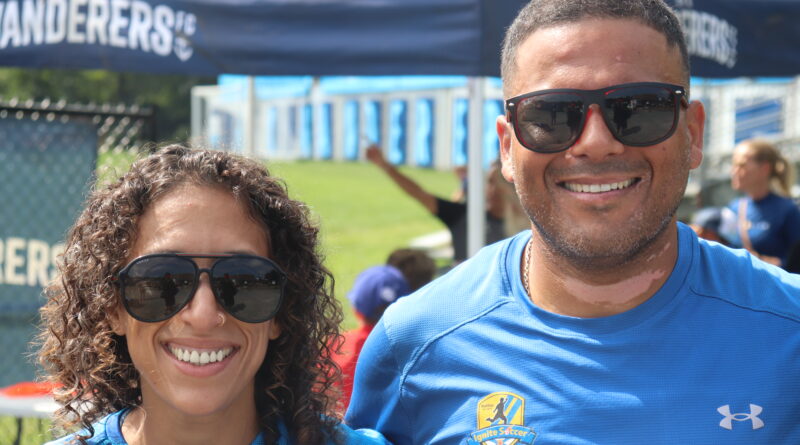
217, 313, 226, 327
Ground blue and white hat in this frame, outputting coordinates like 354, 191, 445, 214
347, 265, 410, 319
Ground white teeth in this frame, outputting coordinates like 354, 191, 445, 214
169, 346, 233, 366
564, 179, 635, 193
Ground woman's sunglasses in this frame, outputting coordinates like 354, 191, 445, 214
117, 253, 286, 324
505, 82, 689, 153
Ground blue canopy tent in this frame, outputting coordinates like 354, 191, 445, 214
0, 0, 797, 255
0, 0, 797, 77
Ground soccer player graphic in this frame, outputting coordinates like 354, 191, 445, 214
485, 397, 508, 425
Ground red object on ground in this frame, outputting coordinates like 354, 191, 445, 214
0, 381, 59, 397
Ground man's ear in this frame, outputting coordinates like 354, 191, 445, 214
497, 114, 515, 183
686, 100, 705, 170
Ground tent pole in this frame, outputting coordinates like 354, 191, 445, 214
244, 76, 257, 157
466, 76, 486, 258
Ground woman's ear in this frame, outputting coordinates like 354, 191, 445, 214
110, 306, 128, 336
268, 319, 281, 340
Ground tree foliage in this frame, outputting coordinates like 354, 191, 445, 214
0, 68, 214, 142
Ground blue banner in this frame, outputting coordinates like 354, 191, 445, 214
668, 0, 800, 78
0, 116, 97, 386
0, 0, 797, 78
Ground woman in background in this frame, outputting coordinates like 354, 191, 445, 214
721, 139, 800, 268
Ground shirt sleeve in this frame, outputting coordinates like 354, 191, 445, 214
345, 319, 413, 444
334, 424, 392, 445
434, 197, 466, 227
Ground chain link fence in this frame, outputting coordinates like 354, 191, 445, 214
0, 99, 155, 388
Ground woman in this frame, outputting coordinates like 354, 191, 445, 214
39, 145, 386, 444
721, 139, 800, 268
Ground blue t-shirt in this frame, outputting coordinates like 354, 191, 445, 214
346, 224, 800, 444
47, 408, 388, 445
720, 192, 800, 265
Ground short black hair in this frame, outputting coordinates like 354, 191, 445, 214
501, 0, 689, 95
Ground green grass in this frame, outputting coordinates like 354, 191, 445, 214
0, 416, 53, 444
267, 159, 457, 329
95, 148, 138, 186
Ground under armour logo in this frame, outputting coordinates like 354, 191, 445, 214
718, 404, 764, 430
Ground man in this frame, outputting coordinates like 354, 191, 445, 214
346, 1, 800, 444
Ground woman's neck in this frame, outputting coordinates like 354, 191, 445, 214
121, 402, 261, 445
747, 184, 771, 200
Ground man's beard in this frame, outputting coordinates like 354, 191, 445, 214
510, 145, 691, 272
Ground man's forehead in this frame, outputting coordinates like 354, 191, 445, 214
508, 18, 685, 95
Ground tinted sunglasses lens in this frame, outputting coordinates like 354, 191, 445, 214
211, 257, 284, 323
603, 86, 677, 145
122, 257, 196, 322
515, 92, 584, 152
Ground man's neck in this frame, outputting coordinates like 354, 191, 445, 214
524, 224, 680, 318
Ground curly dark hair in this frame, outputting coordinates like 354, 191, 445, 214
37, 144, 344, 444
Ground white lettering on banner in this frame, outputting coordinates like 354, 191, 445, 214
4, 237, 26, 285
67, 0, 86, 44
46, 0, 67, 44
151, 4, 171, 56
27, 239, 49, 286
22, 0, 45, 45
86, 0, 107, 44
128, 0, 149, 51
0, 0, 196, 62
108, 0, 127, 47
677, 9, 738, 69
0, 237, 64, 287
0, 0, 21, 48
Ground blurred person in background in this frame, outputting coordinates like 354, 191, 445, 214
365, 144, 506, 264
451, 161, 531, 238
689, 207, 729, 245
385, 248, 437, 292
490, 159, 532, 237
333, 248, 435, 410
720, 138, 800, 268
40, 146, 386, 445
333, 263, 412, 411
449, 165, 469, 202
787, 243, 800, 274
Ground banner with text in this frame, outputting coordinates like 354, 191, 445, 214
0, 116, 96, 386
0, 0, 795, 78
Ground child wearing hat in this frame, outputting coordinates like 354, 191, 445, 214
334, 265, 411, 410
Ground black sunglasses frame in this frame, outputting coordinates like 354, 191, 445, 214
505, 82, 689, 154
117, 253, 287, 324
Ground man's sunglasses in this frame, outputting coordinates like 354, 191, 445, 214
505, 82, 688, 153
117, 253, 287, 324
